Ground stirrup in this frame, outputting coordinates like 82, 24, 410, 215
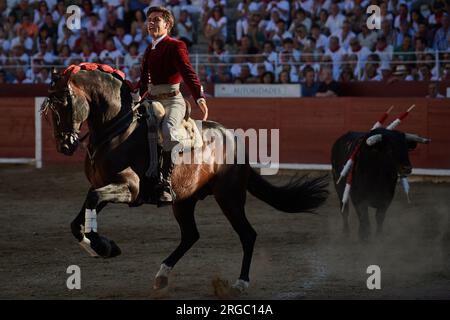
158, 183, 175, 206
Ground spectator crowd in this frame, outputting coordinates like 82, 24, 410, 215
0, 0, 449, 97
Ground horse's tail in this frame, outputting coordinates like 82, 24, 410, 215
247, 168, 329, 213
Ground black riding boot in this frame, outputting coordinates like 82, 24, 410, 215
158, 151, 175, 205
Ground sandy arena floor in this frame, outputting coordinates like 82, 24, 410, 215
1, 164, 450, 299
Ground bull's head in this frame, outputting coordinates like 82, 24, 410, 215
365, 128, 430, 176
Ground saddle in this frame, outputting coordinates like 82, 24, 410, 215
141, 99, 203, 150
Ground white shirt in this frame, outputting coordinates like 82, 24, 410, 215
151, 34, 167, 49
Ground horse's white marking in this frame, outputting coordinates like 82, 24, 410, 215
79, 236, 99, 257
84, 209, 97, 233
232, 279, 249, 293
155, 263, 172, 278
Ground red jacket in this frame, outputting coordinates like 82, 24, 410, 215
138, 36, 204, 102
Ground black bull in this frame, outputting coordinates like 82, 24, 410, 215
331, 128, 430, 241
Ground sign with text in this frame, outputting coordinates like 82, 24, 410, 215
215, 84, 301, 98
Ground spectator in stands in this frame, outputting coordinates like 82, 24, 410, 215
301, 66, 319, 97
361, 55, 381, 81
11, 0, 34, 22
19, 13, 38, 38
269, 19, 292, 49
266, 0, 290, 24
426, 81, 445, 98
358, 24, 378, 50
378, 19, 395, 47
299, 47, 320, 75
317, 9, 329, 34
244, 11, 266, 50
380, 64, 393, 82
293, 24, 309, 49
86, 13, 105, 38
288, 9, 311, 33
325, 36, 345, 80
52, 0, 67, 26
211, 37, 231, 63
262, 40, 278, 67
32, 41, 55, 65
99, 37, 122, 63
33, 1, 49, 28
275, 51, 299, 82
35, 67, 50, 84
127, 63, 141, 83
278, 70, 291, 84
339, 65, 355, 83
394, 3, 410, 29
238, 63, 252, 83
316, 67, 340, 97
281, 38, 300, 63
113, 23, 133, 54
80, 43, 98, 62
348, 5, 365, 35
416, 21, 434, 48
419, 64, 436, 81
440, 63, 450, 80
58, 44, 75, 66
176, 9, 193, 48
388, 64, 409, 83
123, 42, 140, 68
261, 71, 275, 84
73, 28, 94, 54
13, 66, 32, 83
326, 2, 345, 32
212, 64, 232, 83
394, 34, 415, 65
374, 35, 393, 66
433, 14, 450, 51
57, 26, 77, 53
204, 6, 227, 42
394, 20, 413, 48
310, 24, 328, 50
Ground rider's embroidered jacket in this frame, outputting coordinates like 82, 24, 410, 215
137, 36, 204, 103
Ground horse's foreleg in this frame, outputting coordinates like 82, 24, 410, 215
71, 196, 107, 242
81, 183, 133, 258
153, 197, 199, 290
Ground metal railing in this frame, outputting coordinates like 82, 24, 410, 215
1, 50, 449, 83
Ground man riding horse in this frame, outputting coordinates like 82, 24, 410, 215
134, 6, 208, 205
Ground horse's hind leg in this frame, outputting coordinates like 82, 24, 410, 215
81, 183, 134, 258
214, 193, 257, 294
153, 197, 199, 290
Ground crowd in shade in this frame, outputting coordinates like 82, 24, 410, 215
0, 0, 449, 97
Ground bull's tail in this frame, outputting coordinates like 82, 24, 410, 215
247, 168, 329, 213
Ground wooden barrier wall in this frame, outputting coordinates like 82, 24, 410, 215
1, 97, 449, 168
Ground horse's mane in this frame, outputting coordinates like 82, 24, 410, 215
64, 63, 126, 81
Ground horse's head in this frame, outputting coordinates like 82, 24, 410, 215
41, 68, 89, 155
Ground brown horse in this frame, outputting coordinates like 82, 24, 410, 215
42, 66, 329, 294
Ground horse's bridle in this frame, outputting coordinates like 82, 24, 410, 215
41, 83, 83, 153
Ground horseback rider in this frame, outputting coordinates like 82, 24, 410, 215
134, 6, 208, 205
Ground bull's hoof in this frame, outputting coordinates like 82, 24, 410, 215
81, 232, 121, 258
153, 275, 169, 290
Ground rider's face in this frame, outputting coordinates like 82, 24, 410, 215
147, 12, 169, 39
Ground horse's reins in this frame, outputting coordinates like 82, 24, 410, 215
80, 91, 149, 163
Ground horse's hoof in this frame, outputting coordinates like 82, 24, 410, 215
153, 275, 168, 290
212, 277, 247, 299
82, 233, 121, 258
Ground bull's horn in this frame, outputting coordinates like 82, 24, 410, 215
405, 133, 431, 144
366, 134, 383, 146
